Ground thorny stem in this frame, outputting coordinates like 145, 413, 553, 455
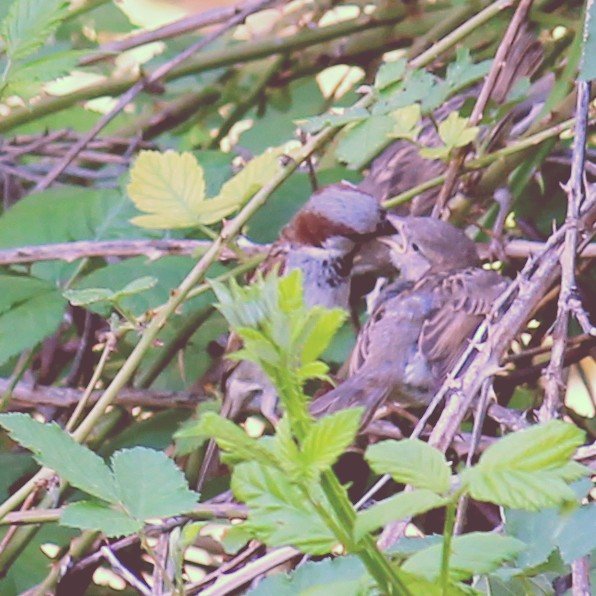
539, 79, 591, 420
432, 0, 535, 217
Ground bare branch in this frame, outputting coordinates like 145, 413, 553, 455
540, 80, 592, 421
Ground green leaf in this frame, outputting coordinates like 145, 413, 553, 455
355, 490, 447, 540
0, 453, 36, 502
444, 48, 491, 94
209, 147, 285, 222
437, 111, 479, 148
580, 0, 596, 81
4, 49, 84, 99
249, 555, 371, 595
299, 307, 347, 364
389, 104, 422, 141
63, 277, 157, 307
462, 421, 588, 511
61, 500, 142, 538
336, 114, 395, 169
0, 187, 144, 284
505, 502, 596, 567
301, 408, 362, 474
63, 287, 115, 306
180, 412, 277, 467
128, 150, 207, 229
0, 275, 65, 365
231, 461, 337, 554
113, 276, 158, 299
403, 533, 526, 582
298, 107, 370, 134
111, 447, 199, 520
419, 146, 451, 160
0, 413, 117, 503
366, 439, 451, 493
1, 0, 68, 62
375, 58, 407, 90
72, 257, 211, 318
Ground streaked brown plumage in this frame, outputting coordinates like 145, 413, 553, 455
310, 216, 508, 422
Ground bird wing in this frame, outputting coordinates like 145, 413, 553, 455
419, 268, 508, 381
347, 279, 414, 375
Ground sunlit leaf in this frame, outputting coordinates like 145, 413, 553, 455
128, 150, 206, 229
209, 147, 285, 222
436, 111, 479, 148
1, 0, 68, 62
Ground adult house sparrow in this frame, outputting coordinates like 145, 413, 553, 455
221, 182, 393, 419
309, 215, 508, 423
197, 184, 392, 488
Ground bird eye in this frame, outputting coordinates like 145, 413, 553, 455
411, 242, 420, 252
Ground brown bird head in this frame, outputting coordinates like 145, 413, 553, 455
380, 215, 480, 281
282, 183, 390, 255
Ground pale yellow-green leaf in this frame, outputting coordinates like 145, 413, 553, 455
128, 150, 206, 229
390, 104, 422, 141
419, 146, 450, 161
211, 148, 284, 215
437, 112, 479, 148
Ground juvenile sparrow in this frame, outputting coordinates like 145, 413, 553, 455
310, 216, 508, 421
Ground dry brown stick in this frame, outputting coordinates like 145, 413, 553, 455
186, 541, 263, 594
477, 239, 596, 259
539, 80, 591, 421
572, 556, 592, 596
79, 2, 258, 66
0, 239, 215, 265
32, 0, 276, 193
432, 0, 535, 218
0, 379, 201, 410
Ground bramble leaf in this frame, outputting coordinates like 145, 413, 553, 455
366, 439, 451, 494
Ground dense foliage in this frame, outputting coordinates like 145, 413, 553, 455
0, 0, 594, 594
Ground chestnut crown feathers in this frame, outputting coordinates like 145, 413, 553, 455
283, 183, 387, 247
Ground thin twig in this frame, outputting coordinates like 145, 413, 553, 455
539, 80, 591, 421
65, 334, 116, 431
432, 0, 535, 218
453, 378, 493, 535
80, 2, 260, 66
0, 239, 220, 265
32, 0, 277, 192
100, 546, 152, 596
0, 379, 201, 410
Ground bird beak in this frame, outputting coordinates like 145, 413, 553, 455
377, 215, 407, 253
378, 236, 407, 253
